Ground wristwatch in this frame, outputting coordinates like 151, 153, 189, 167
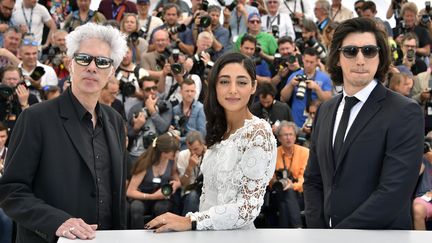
187, 213, 197, 230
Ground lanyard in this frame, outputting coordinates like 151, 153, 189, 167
267, 14, 280, 29
112, 2, 122, 19
330, 7, 341, 21
21, 4, 34, 33
283, 0, 297, 15
236, 13, 242, 35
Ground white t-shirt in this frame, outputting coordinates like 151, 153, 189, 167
138, 16, 164, 43
261, 12, 295, 41
12, 3, 52, 45
162, 74, 201, 105
19, 61, 58, 87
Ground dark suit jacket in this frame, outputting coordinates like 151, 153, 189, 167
0, 90, 127, 243
303, 82, 424, 229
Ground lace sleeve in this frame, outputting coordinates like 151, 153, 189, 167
188, 120, 277, 230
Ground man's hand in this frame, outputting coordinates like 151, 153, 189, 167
289, 76, 300, 87
132, 112, 146, 132
55, 218, 97, 240
16, 84, 29, 108
283, 179, 293, 191
306, 80, 319, 91
0, 23, 8, 33
277, 66, 289, 78
162, 63, 171, 76
145, 95, 158, 115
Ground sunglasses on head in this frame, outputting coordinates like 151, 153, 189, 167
73, 53, 113, 69
143, 86, 158, 92
338, 45, 380, 59
22, 39, 38, 46
249, 20, 261, 24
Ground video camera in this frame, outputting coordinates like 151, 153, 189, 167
272, 169, 297, 193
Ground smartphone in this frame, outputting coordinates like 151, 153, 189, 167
30, 66, 46, 81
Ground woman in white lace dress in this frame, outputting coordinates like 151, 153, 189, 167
146, 52, 277, 232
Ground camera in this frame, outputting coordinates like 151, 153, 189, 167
170, 48, 184, 75
199, 15, 212, 28
295, 74, 308, 100
271, 25, 279, 39
250, 0, 259, 8
161, 183, 174, 197
219, 0, 237, 11
395, 21, 407, 36
192, 48, 214, 64
272, 169, 297, 193
128, 26, 149, 43
119, 76, 136, 97
42, 46, 64, 67
142, 130, 156, 149
306, 37, 326, 60
166, 24, 187, 35
173, 114, 188, 136
184, 174, 204, 193
406, 49, 415, 62
200, 0, 209, 11
0, 84, 14, 101
289, 13, 300, 25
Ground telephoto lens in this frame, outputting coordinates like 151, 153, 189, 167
161, 183, 173, 197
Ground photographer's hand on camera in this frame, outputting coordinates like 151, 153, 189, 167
16, 84, 30, 109
170, 179, 181, 193
132, 112, 146, 133
283, 178, 293, 191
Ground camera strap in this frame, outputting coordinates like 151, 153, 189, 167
283, 0, 304, 16
266, 14, 280, 30
143, 16, 152, 39
21, 4, 34, 34
281, 151, 294, 172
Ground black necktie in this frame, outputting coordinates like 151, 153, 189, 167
333, 96, 359, 162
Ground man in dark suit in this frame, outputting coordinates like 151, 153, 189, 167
303, 17, 424, 229
0, 23, 128, 242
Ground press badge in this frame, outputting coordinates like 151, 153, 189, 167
428, 106, 432, 115
153, 177, 161, 184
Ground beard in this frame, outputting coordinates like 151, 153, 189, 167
0, 11, 11, 22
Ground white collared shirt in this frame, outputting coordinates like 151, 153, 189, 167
332, 80, 378, 145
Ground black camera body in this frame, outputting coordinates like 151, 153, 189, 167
161, 183, 174, 197
119, 77, 136, 97
424, 137, 432, 153
184, 174, 204, 193
271, 25, 279, 39
273, 169, 297, 193
156, 47, 184, 75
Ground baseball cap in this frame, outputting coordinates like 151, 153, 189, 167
136, 0, 150, 4
248, 12, 261, 22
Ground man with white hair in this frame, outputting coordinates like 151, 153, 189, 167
0, 23, 128, 242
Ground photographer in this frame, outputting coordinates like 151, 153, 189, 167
278, 0, 314, 39
269, 121, 309, 228
394, 33, 427, 76
172, 79, 206, 150
41, 30, 69, 80
386, 0, 407, 24
251, 82, 293, 131
239, 34, 272, 83
271, 36, 302, 100
192, 5, 229, 59
63, 0, 107, 32
120, 13, 149, 65
393, 2, 431, 61
141, 29, 170, 80
149, 4, 194, 56
137, 0, 163, 43
295, 18, 327, 64
280, 48, 332, 128
0, 66, 38, 132
18, 38, 58, 101
177, 131, 206, 216
116, 45, 149, 115
127, 78, 172, 163
261, 0, 295, 41
226, 0, 259, 40
158, 48, 201, 107
412, 135, 432, 230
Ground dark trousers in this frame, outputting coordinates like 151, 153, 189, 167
0, 208, 12, 243
274, 189, 303, 228
181, 190, 201, 216
129, 199, 173, 229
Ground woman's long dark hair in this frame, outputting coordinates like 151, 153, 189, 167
132, 133, 179, 175
204, 52, 256, 148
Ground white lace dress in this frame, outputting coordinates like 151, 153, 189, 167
187, 116, 277, 230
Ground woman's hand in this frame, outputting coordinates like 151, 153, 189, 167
145, 212, 192, 232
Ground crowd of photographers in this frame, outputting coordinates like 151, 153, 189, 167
1, 0, 432, 240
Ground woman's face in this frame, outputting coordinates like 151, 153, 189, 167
215, 63, 256, 113
123, 16, 137, 33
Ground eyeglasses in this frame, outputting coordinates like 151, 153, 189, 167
22, 39, 38, 46
249, 20, 261, 24
73, 53, 113, 69
338, 45, 380, 59
267, 1, 278, 4
143, 86, 158, 92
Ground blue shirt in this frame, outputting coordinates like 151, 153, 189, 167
286, 69, 332, 127
256, 61, 271, 78
172, 100, 206, 150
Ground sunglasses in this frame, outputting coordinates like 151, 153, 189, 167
338, 45, 380, 59
249, 20, 261, 24
143, 86, 158, 92
73, 53, 113, 69
22, 39, 38, 46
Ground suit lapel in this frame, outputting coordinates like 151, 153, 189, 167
334, 83, 386, 172
59, 91, 96, 179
